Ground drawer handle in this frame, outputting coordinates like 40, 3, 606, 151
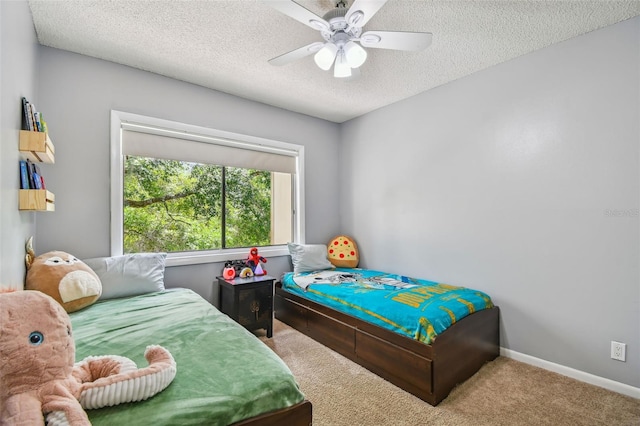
250, 300, 260, 320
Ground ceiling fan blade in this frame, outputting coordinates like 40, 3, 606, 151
360, 30, 433, 51
345, 0, 388, 28
268, 42, 324, 66
265, 0, 330, 31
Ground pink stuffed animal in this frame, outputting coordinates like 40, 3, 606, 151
0, 290, 176, 425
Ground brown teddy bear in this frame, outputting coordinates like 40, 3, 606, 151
25, 237, 102, 312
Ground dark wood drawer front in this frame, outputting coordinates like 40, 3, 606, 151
356, 330, 432, 393
218, 275, 275, 337
275, 296, 307, 331
307, 309, 355, 356
220, 287, 236, 315
237, 287, 272, 327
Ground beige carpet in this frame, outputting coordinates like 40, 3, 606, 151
257, 320, 640, 426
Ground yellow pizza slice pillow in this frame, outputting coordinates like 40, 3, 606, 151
327, 235, 359, 268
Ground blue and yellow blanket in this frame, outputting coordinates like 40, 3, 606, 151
282, 268, 493, 345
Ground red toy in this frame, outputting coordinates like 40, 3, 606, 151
246, 247, 267, 275
223, 267, 235, 280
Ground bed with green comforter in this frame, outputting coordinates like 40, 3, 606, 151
70, 288, 306, 425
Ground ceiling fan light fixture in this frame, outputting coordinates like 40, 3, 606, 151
333, 50, 352, 78
344, 41, 367, 68
314, 43, 338, 70
266, 0, 434, 78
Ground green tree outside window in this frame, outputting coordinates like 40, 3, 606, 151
124, 156, 271, 253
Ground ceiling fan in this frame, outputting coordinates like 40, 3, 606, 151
266, 0, 433, 78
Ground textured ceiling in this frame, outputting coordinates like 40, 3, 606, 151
28, 0, 640, 123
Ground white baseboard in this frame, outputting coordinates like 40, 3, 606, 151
500, 348, 640, 399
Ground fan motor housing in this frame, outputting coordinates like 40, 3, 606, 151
322, 7, 347, 22
321, 7, 362, 41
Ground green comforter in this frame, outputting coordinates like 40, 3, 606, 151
70, 288, 305, 425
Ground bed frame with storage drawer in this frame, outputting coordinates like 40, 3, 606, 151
274, 283, 500, 406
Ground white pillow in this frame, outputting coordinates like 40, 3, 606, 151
83, 253, 167, 300
287, 243, 334, 274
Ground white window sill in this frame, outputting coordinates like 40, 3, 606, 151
165, 245, 290, 267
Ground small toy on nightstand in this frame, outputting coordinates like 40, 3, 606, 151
246, 247, 267, 276
222, 259, 247, 279
222, 264, 236, 280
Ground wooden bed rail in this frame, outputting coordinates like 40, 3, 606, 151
233, 400, 312, 426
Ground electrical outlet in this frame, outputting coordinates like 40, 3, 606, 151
611, 341, 626, 362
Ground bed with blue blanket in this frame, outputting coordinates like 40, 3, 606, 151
275, 267, 500, 406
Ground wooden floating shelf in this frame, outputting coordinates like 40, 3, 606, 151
19, 189, 55, 211
19, 130, 55, 163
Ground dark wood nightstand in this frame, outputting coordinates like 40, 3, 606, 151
217, 274, 274, 338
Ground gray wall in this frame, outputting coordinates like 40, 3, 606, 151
340, 17, 639, 387
31, 46, 340, 304
0, 0, 39, 288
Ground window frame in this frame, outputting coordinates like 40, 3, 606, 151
110, 110, 305, 266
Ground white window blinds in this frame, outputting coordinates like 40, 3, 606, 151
122, 128, 297, 174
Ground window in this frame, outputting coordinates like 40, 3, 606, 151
110, 111, 305, 266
